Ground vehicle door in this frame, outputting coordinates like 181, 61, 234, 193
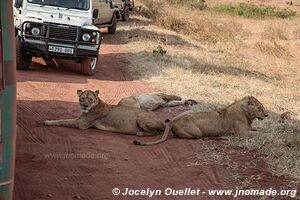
99, 0, 113, 24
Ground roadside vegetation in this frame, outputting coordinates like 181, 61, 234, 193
213, 3, 296, 19
230, 118, 300, 180
120, 0, 300, 182
167, 0, 207, 10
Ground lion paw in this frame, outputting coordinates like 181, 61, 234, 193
184, 99, 198, 106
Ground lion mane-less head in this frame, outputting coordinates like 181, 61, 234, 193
77, 90, 100, 113
243, 96, 268, 121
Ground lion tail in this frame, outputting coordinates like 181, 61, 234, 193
133, 119, 172, 146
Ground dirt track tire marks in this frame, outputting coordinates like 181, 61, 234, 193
143, 146, 185, 178
17, 103, 43, 120
17, 114, 47, 145
14, 173, 31, 200
16, 101, 93, 199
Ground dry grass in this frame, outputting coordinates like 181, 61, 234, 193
132, 0, 162, 19
156, 14, 242, 43
133, 0, 243, 43
255, 41, 290, 57
262, 25, 289, 40
119, 0, 300, 180
229, 116, 300, 180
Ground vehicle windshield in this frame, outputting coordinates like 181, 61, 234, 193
27, 0, 90, 10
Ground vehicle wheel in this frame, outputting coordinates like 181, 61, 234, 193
81, 57, 98, 76
16, 36, 32, 70
122, 5, 130, 21
129, 0, 134, 11
108, 14, 117, 34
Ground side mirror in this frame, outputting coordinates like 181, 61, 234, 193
105, 0, 112, 4
14, 0, 23, 8
93, 9, 99, 19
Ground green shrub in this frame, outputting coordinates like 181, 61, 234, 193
213, 3, 296, 19
153, 45, 167, 56
167, 0, 207, 10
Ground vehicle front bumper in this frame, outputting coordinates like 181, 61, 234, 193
20, 37, 100, 59
18, 21, 101, 59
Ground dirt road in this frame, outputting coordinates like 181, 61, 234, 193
14, 35, 296, 200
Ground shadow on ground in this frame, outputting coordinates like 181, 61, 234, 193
17, 50, 272, 84
123, 50, 272, 82
108, 28, 201, 48
17, 28, 271, 84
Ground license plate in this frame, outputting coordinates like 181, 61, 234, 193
48, 46, 74, 55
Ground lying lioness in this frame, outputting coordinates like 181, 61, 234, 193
134, 96, 268, 145
118, 93, 198, 110
45, 90, 165, 136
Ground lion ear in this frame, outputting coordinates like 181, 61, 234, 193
248, 96, 255, 105
94, 90, 100, 96
77, 90, 83, 96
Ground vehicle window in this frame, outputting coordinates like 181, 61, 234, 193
27, 0, 90, 10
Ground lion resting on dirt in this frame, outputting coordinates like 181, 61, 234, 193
134, 96, 268, 145
44, 90, 165, 136
118, 93, 198, 111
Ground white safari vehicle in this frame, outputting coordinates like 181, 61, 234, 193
13, 0, 102, 75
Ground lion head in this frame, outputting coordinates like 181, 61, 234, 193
246, 96, 268, 121
77, 90, 100, 113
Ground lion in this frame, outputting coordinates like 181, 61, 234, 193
44, 90, 165, 136
118, 93, 198, 111
134, 96, 268, 145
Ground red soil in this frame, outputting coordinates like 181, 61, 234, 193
14, 35, 297, 200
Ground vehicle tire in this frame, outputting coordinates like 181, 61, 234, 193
81, 57, 98, 76
108, 14, 117, 34
129, 0, 134, 11
16, 36, 32, 70
122, 5, 130, 21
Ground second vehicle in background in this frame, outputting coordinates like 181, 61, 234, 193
92, 0, 118, 34
112, 0, 134, 21
93, 0, 134, 33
